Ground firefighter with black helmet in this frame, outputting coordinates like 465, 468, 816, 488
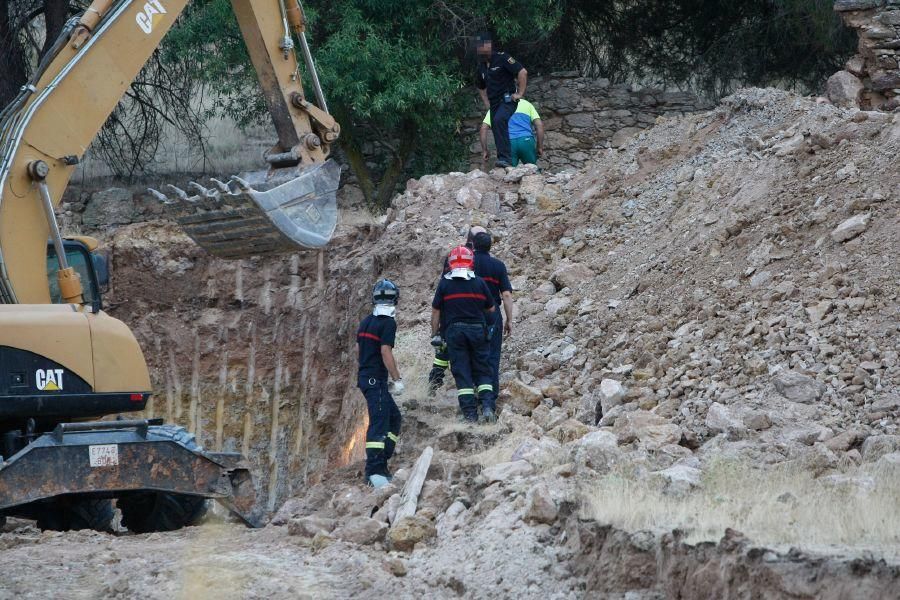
357, 279, 403, 488
431, 246, 497, 423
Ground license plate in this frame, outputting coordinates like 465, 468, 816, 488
88, 444, 119, 467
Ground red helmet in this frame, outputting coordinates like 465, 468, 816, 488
448, 245, 474, 271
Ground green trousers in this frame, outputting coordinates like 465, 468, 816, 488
510, 136, 537, 167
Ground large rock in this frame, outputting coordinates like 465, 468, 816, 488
598, 379, 626, 416
611, 127, 642, 148
544, 296, 571, 316
705, 403, 744, 434
83, 188, 135, 228
503, 163, 539, 183
861, 435, 900, 463
523, 484, 558, 524
418, 480, 452, 516
774, 371, 826, 404
332, 516, 387, 545
436, 501, 468, 537
830, 213, 870, 243
536, 185, 564, 211
504, 379, 543, 415
287, 515, 337, 537
834, 0, 881, 11
548, 419, 591, 444
518, 174, 545, 204
550, 262, 594, 291
614, 410, 682, 449
574, 430, 620, 472
654, 464, 702, 493
479, 460, 535, 485
388, 516, 436, 552
826, 70, 864, 108
511, 436, 562, 465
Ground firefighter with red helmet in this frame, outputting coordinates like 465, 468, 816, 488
431, 246, 498, 423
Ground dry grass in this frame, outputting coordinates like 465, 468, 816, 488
392, 324, 434, 403
584, 459, 900, 557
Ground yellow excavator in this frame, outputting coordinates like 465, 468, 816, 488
0, 0, 340, 531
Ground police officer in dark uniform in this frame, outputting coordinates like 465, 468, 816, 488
470, 231, 513, 398
475, 32, 528, 168
431, 246, 497, 423
357, 279, 403, 488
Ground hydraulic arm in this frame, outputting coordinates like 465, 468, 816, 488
0, 0, 341, 306
0, 0, 341, 530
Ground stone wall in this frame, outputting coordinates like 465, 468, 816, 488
831, 0, 900, 110
462, 72, 710, 172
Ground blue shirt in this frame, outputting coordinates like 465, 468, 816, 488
483, 99, 541, 140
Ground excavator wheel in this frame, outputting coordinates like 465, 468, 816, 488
117, 424, 208, 533
118, 492, 208, 533
35, 498, 115, 532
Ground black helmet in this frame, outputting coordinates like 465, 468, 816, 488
372, 279, 400, 306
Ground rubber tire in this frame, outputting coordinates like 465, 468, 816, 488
36, 498, 115, 532
118, 424, 207, 533
119, 492, 208, 533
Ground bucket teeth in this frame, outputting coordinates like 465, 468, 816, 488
147, 188, 172, 204
188, 181, 213, 197
155, 159, 340, 258
165, 184, 190, 201
230, 175, 251, 192
210, 178, 231, 193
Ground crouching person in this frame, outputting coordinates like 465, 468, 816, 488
357, 279, 403, 488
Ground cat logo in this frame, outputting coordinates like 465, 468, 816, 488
36, 368, 64, 391
136, 0, 167, 35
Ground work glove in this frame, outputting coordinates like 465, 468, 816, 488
389, 379, 405, 395
430, 335, 444, 348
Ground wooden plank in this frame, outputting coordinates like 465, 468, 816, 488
392, 446, 433, 526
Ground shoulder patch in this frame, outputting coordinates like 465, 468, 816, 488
507, 56, 516, 64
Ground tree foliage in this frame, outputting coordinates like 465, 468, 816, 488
0, 1, 855, 197
0, 0, 206, 179
546, 0, 855, 97
165, 0, 561, 208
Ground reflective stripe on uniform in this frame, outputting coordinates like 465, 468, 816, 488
477, 384, 493, 393
365, 441, 385, 449
433, 358, 449, 367
387, 432, 399, 443
457, 388, 475, 397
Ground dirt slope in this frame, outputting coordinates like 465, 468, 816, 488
1, 88, 898, 598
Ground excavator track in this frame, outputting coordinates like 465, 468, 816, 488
149, 159, 340, 259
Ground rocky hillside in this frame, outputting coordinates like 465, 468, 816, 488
13, 87, 895, 598
384, 87, 898, 465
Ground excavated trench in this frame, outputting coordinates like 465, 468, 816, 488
98, 218, 403, 513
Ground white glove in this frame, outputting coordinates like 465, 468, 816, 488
390, 379, 405, 395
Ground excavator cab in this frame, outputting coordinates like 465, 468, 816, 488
46, 237, 107, 310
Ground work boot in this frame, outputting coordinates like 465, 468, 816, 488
367, 474, 390, 489
481, 407, 497, 424
495, 160, 511, 168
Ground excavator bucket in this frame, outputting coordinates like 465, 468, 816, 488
150, 159, 340, 259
